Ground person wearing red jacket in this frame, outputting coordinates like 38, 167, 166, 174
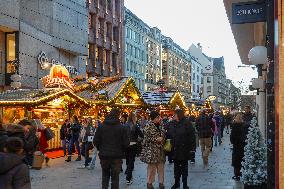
37, 127, 50, 165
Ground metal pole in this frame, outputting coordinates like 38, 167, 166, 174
266, 0, 275, 188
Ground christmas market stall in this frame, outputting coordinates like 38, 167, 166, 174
76, 76, 146, 119
142, 90, 189, 116
188, 98, 214, 117
0, 88, 89, 149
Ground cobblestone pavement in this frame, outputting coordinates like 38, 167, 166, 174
31, 133, 243, 189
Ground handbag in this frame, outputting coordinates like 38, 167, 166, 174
163, 139, 172, 152
32, 151, 44, 170
44, 127, 55, 141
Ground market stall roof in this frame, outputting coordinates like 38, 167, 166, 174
76, 77, 146, 106
142, 91, 188, 110
0, 88, 89, 107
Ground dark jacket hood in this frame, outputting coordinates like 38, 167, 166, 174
103, 117, 121, 126
0, 152, 23, 174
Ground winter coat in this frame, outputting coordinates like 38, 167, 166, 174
243, 112, 254, 136
94, 116, 130, 159
79, 125, 95, 143
213, 115, 222, 135
0, 152, 31, 189
24, 130, 39, 155
0, 129, 8, 152
169, 118, 196, 160
230, 122, 246, 168
196, 113, 213, 138
125, 121, 143, 144
60, 123, 69, 140
38, 128, 48, 153
140, 122, 165, 164
70, 122, 81, 139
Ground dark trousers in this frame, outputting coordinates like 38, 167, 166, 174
68, 137, 80, 156
174, 160, 188, 184
234, 166, 241, 177
24, 152, 33, 166
81, 142, 92, 166
100, 159, 122, 189
125, 145, 137, 181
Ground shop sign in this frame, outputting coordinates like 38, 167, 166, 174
38, 51, 79, 75
42, 65, 75, 90
207, 95, 216, 101
232, 1, 266, 24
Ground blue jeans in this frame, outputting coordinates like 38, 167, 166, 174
214, 133, 221, 146
68, 137, 80, 156
81, 142, 92, 166
89, 147, 98, 168
61, 139, 67, 156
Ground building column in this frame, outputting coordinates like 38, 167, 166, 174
256, 89, 266, 137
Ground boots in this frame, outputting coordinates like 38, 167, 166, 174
65, 155, 71, 162
75, 155, 81, 161
171, 177, 180, 189
183, 176, 189, 189
159, 183, 165, 189
147, 183, 154, 189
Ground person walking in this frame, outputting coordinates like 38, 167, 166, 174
196, 109, 213, 168
243, 105, 255, 136
18, 119, 39, 167
0, 137, 31, 189
212, 111, 223, 146
87, 119, 101, 170
94, 108, 130, 189
79, 117, 95, 168
60, 119, 70, 157
230, 113, 246, 181
66, 115, 82, 162
140, 111, 165, 189
124, 112, 143, 185
170, 109, 196, 189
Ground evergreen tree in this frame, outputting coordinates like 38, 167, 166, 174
241, 117, 267, 186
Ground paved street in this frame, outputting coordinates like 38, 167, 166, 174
31, 133, 243, 189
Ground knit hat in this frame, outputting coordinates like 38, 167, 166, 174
150, 110, 160, 120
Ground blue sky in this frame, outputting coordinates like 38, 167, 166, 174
124, 0, 258, 90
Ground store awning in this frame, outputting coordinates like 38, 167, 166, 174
0, 88, 89, 107
76, 77, 146, 107
142, 91, 188, 110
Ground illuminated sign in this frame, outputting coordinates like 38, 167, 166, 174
207, 95, 216, 101
37, 51, 79, 75
41, 65, 75, 90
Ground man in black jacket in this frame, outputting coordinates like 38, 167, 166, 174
196, 109, 213, 168
94, 108, 130, 189
170, 109, 196, 189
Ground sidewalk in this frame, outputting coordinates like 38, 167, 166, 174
30, 132, 243, 189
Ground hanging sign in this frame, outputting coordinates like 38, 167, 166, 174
232, 1, 266, 24
37, 51, 79, 75
41, 65, 75, 90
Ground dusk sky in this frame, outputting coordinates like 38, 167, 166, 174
125, 0, 258, 91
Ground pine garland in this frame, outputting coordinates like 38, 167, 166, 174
241, 117, 267, 186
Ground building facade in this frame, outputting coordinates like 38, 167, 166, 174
87, 0, 124, 77
161, 36, 191, 99
188, 44, 213, 99
0, 0, 88, 89
212, 57, 228, 107
124, 8, 147, 91
226, 79, 241, 110
144, 27, 163, 90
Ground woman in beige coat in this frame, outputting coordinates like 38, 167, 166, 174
140, 111, 165, 189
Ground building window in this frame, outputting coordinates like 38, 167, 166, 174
207, 86, 212, 93
207, 77, 211, 83
193, 84, 196, 92
6, 33, 17, 74
197, 75, 199, 82
126, 59, 129, 71
192, 73, 195, 80
197, 66, 199, 72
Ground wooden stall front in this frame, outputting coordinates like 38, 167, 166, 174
0, 88, 90, 149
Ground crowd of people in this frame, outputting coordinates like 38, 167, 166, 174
0, 105, 255, 189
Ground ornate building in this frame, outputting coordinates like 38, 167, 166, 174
87, 0, 124, 77
161, 36, 191, 99
144, 27, 163, 90
124, 8, 147, 91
